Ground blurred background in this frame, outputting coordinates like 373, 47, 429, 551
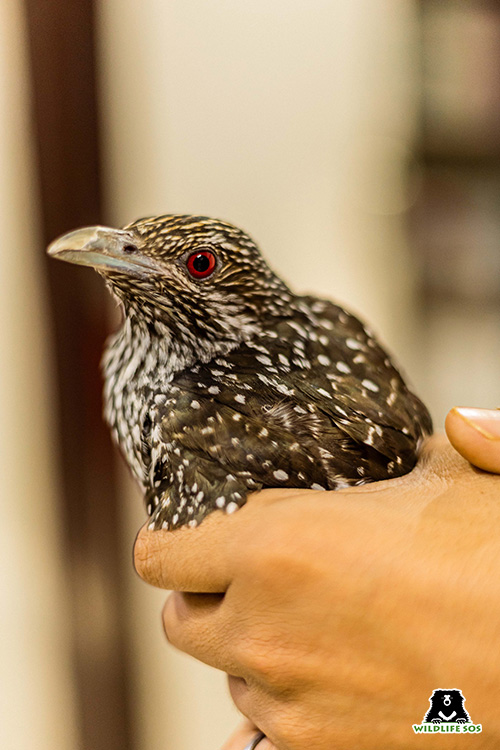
1, 1, 500, 749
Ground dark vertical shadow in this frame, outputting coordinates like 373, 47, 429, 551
22, 2, 135, 749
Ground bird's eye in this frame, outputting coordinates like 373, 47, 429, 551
123, 244, 138, 254
186, 250, 216, 279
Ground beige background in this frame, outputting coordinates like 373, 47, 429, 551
1, 2, 498, 749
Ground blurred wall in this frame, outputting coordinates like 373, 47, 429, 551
4, 2, 498, 750
0, 2, 78, 749
96, 2, 421, 749
410, 1, 500, 425
98, 1, 420, 360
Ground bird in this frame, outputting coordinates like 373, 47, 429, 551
48, 214, 432, 531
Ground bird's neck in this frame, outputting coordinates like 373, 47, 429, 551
103, 312, 247, 390
103, 317, 189, 389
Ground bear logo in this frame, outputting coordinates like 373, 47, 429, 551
423, 689, 471, 724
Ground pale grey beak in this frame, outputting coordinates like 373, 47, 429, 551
47, 225, 163, 277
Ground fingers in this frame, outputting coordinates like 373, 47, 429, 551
161, 590, 282, 748
445, 407, 500, 474
162, 591, 245, 673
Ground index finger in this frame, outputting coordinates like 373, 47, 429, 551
134, 510, 235, 592
133, 488, 305, 591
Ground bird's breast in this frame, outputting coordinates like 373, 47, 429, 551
102, 325, 176, 485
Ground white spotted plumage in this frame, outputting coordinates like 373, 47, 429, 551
83, 214, 435, 530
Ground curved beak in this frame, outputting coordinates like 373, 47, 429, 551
47, 226, 163, 277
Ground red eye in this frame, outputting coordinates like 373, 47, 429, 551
186, 250, 216, 279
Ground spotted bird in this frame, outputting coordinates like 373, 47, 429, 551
48, 215, 432, 530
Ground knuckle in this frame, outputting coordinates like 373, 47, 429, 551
265, 709, 307, 748
242, 530, 295, 582
162, 594, 216, 658
233, 631, 286, 685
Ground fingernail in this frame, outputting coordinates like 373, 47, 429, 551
453, 407, 500, 440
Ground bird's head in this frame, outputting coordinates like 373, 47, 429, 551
48, 214, 292, 353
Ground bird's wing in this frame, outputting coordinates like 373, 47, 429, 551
229, 299, 431, 479
143, 387, 332, 530
142, 298, 432, 529
258, 302, 432, 475
287, 298, 432, 458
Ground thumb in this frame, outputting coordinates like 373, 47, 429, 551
445, 407, 500, 474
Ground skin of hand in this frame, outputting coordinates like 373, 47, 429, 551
134, 408, 500, 750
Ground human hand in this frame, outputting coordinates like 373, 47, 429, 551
134, 408, 500, 750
